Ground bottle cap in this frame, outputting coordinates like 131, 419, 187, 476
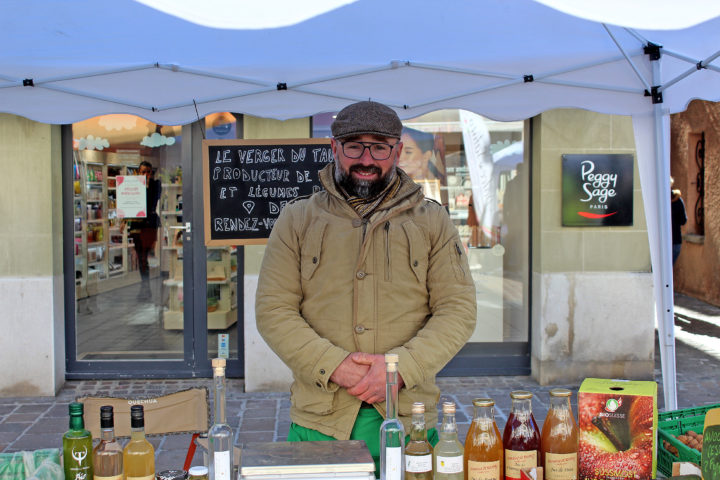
411, 402, 425, 414
156, 470, 188, 480
472, 398, 495, 407
68, 402, 84, 416
510, 390, 533, 400
100, 405, 114, 428
549, 388, 573, 397
130, 404, 145, 428
442, 401, 456, 414
384, 353, 399, 364
188, 466, 208, 477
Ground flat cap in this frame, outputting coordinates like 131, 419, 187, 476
331, 101, 402, 139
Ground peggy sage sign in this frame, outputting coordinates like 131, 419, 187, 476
203, 138, 333, 246
561, 154, 634, 227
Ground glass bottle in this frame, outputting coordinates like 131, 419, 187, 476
434, 402, 464, 480
123, 405, 155, 480
405, 402, 433, 480
465, 398, 503, 480
94, 405, 124, 480
503, 391, 541, 480
209, 358, 233, 480
380, 353, 405, 480
63, 402, 94, 480
541, 389, 578, 480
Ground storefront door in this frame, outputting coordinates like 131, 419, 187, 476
64, 115, 243, 378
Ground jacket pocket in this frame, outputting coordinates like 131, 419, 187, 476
402, 220, 428, 284
300, 220, 328, 280
290, 381, 335, 415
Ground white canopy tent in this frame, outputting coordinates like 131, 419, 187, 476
2, 0, 720, 409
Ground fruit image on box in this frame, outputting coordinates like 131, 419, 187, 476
578, 379, 657, 480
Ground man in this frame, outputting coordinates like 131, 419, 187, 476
256, 101, 476, 468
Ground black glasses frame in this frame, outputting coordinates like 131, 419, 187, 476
340, 141, 399, 161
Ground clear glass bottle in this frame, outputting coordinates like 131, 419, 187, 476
465, 398, 503, 480
434, 402, 464, 480
209, 358, 233, 480
94, 405, 124, 480
405, 402, 433, 480
503, 391, 540, 480
123, 405, 155, 480
63, 402, 94, 480
541, 389, 578, 480
380, 353, 405, 480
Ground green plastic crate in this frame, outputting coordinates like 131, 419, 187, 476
656, 403, 720, 477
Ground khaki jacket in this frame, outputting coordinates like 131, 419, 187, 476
256, 164, 476, 440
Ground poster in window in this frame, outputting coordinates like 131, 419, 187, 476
116, 175, 147, 219
561, 154, 633, 227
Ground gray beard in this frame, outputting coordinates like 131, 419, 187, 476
334, 162, 396, 199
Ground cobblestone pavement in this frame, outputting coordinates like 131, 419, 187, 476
1, 292, 718, 472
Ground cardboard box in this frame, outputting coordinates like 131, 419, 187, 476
578, 378, 657, 480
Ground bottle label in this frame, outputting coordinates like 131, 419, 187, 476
545, 453, 577, 480
385, 447, 402, 480
126, 476, 154, 480
436, 455, 464, 474
213, 451, 231, 480
406, 454, 433, 473
95, 476, 122, 480
505, 450, 537, 480
468, 460, 501, 480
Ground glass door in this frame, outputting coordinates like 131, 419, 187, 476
65, 116, 215, 377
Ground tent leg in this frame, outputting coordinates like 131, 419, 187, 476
652, 61, 678, 411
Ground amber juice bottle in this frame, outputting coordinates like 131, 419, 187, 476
541, 389, 578, 480
465, 398, 503, 480
502, 391, 540, 480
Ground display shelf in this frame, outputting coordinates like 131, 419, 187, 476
162, 242, 237, 331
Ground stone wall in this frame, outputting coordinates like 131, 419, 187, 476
670, 100, 720, 305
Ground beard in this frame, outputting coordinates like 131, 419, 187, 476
334, 162, 396, 199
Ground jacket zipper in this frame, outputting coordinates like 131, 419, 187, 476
384, 221, 391, 282
455, 242, 466, 278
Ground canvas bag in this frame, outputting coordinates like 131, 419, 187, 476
78, 387, 209, 439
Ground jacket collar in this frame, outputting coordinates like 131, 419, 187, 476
318, 163, 423, 210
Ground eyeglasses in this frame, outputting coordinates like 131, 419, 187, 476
341, 141, 398, 161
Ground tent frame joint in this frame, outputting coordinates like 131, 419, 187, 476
22, 78, 34, 87
644, 42, 662, 61
276, 82, 287, 90
523, 74, 534, 83
644, 85, 663, 104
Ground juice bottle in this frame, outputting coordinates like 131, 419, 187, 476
541, 388, 578, 480
503, 391, 540, 480
465, 398, 503, 480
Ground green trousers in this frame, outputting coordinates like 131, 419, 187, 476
287, 408, 439, 478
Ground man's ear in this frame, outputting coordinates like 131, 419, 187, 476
330, 138, 340, 158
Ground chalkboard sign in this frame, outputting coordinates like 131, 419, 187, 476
702, 408, 720, 480
203, 138, 333, 246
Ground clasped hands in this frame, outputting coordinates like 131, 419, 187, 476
329, 352, 404, 405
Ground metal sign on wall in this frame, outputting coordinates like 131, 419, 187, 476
561, 154, 634, 227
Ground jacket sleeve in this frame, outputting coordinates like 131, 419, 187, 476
255, 203, 350, 392
390, 205, 477, 390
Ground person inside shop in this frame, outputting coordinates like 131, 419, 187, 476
671, 176, 687, 265
255, 101, 476, 473
122, 161, 162, 300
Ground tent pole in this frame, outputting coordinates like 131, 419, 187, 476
651, 59, 678, 410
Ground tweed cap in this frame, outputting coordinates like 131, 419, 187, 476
331, 101, 402, 139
